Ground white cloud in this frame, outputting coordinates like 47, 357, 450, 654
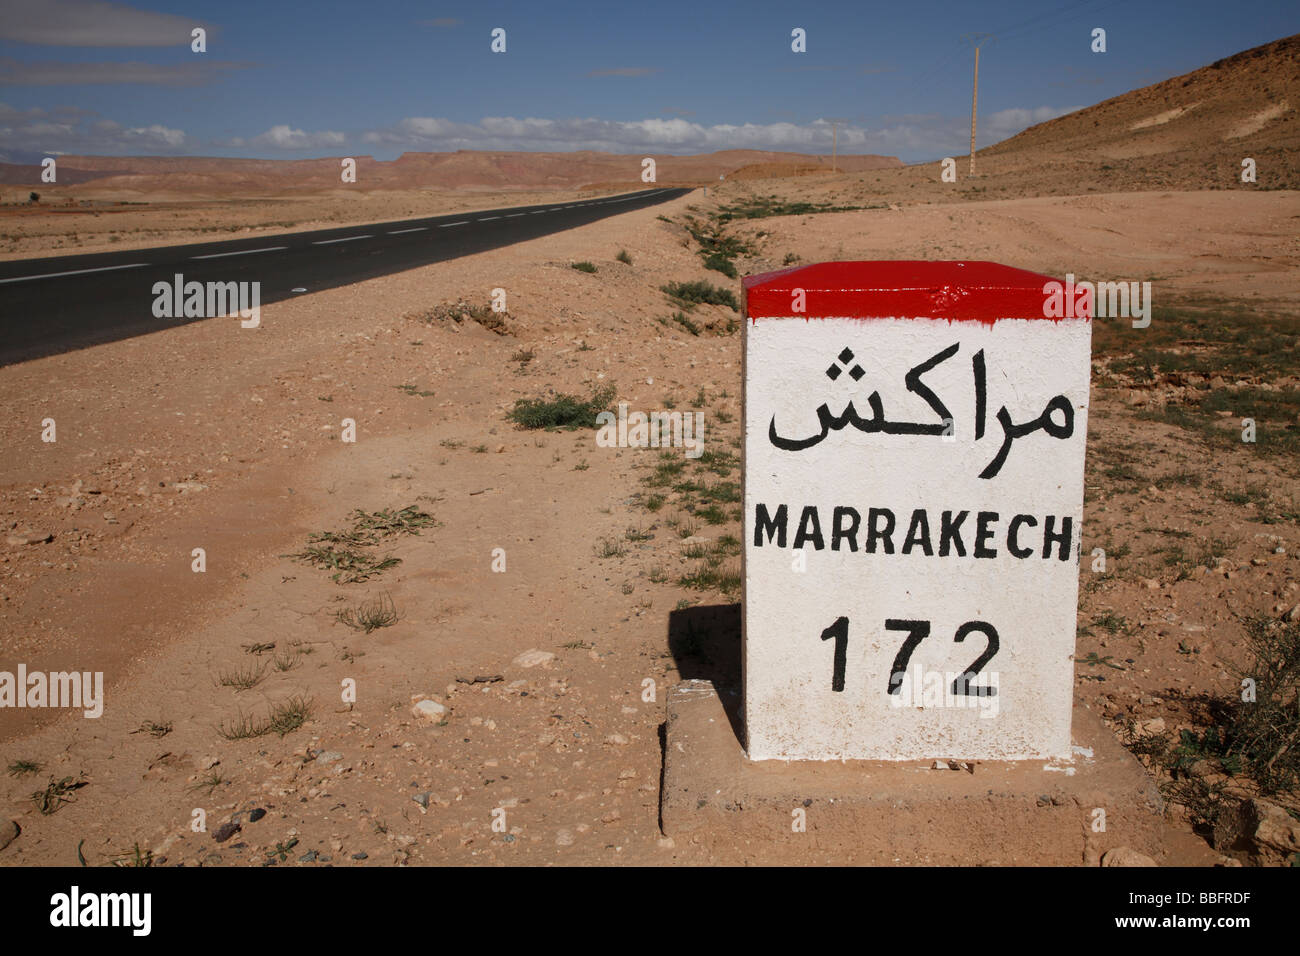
0, 104, 1083, 165
124, 123, 184, 147
247, 125, 347, 150
0, 101, 188, 159
356, 109, 1078, 159
362, 115, 857, 153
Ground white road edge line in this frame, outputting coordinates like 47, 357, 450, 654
190, 246, 288, 259
505, 212, 526, 217
312, 235, 373, 245
529, 210, 547, 214
0, 262, 150, 284
0, 191, 671, 286
477, 216, 501, 221
387, 227, 427, 235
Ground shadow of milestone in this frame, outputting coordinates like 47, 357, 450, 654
667, 602, 743, 745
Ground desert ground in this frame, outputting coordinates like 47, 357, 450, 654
1, 36, 1297, 867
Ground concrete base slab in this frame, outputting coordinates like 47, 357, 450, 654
661, 680, 1165, 865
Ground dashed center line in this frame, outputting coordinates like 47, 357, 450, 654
191, 246, 287, 259
312, 235, 372, 245
0, 262, 150, 284
2, 189, 677, 293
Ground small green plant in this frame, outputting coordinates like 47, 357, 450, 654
188, 769, 225, 795
335, 592, 399, 633
679, 566, 741, 597
695, 504, 729, 525
219, 663, 267, 691
7, 759, 41, 777
289, 506, 434, 583
1077, 651, 1126, 670
107, 843, 156, 868
616, 249, 632, 265
662, 280, 738, 312
268, 696, 312, 737
131, 721, 172, 738
1091, 611, 1129, 634
702, 252, 738, 278
672, 311, 700, 336
595, 538, 627, 559
508, 383, 616, 431
217, 712, 271, 741
32, 774, 85, 815
268, 837, 299, 862
395, 383, 436, 398
714, 194, 866, 222
1217, 617, 1300, 794
572, 261, 597, 273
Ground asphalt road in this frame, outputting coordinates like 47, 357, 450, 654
0, 186, 691, 366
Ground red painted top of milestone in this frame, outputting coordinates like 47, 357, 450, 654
743, 260, 1089, 323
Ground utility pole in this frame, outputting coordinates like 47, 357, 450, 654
825, 117, 850, 174
963, 34, 995, 177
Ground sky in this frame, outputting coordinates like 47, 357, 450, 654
0, 0, 1295, 165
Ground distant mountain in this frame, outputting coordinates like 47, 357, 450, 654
981, 34, 1298, 188
0, 149, 902, 197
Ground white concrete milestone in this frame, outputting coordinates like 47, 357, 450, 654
742, 261, 1092, 761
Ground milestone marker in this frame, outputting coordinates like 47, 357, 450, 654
742, 261, 1092, 761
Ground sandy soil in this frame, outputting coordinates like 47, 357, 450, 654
1, 177, 1296, 866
